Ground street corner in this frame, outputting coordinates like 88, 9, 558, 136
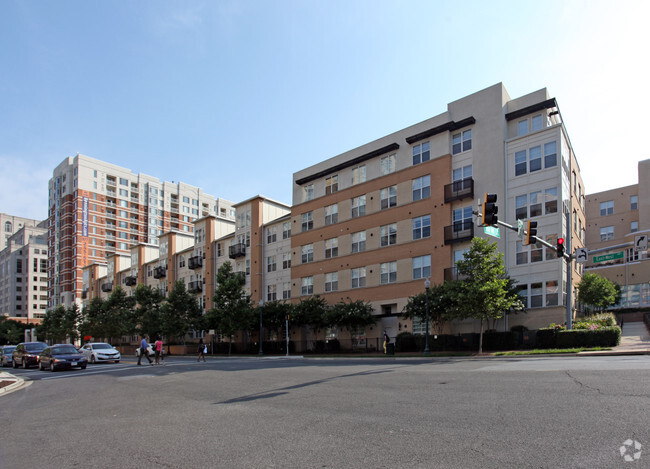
0, 372, 30, 396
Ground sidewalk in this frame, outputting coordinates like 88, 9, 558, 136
579, 321, 650, 356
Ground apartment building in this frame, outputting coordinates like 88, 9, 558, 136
0, 222, 49, 319
1, 213, 42, 251
291, 83, 585, 338
48, 153, 235, 310
584, 159, 650, 307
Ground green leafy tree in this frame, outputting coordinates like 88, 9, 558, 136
205, 262, 252, 355
79, 297, 106, 340
38, 304, 81, 343
161, 281, 203, 344
327, 299, 376, 332
0, 317, 30, 344
578, 273, 618, 313
102, 286, 137, 343
292, 295, 329, 333
134, 284, 164, 339
258, 300, 294, 337
455, 237, 519, 354
402, 281, 462, 336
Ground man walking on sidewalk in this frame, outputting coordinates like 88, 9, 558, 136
137, 335, 153, 366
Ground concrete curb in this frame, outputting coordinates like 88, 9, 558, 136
0, 372, 27, 397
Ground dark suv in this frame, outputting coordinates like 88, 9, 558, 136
13, 342, 48, 369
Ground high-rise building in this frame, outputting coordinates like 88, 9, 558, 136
0, 213, 42, 251
584, 159, 650, 308
0, 221, 49, 319
291, 83, 585, 335
48, 154, 234, 310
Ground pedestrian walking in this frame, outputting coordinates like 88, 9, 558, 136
197, 338, 207, 362
154, 337, 164, 365
383, 330, 390, 354
137, 335, 153, 366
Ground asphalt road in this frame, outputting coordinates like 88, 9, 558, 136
1, 355, 649, 469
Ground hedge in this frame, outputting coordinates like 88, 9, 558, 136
536, 326, 621, 348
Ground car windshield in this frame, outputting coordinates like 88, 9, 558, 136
93, 344, 113, 350
25, 344, 47, 352
51, 346, 78, 355
3, 346, 16, 352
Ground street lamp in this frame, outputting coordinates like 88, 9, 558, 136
424, 278, 431, 355
258, 299, 264, 356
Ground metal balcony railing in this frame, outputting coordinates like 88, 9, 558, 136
125, 276, 137, 286
188, 256, 203, 269
188, 280, 203, 293
443, 220, 474, 245
229, 243, 246, 259
101, 282, 113, 293
153, 266, 166, 279
444, 177, 474, 203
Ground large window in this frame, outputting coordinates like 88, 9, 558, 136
325, 175, 338, 195
267, 285, 277, 301
380, 224, 397, 247
631, 196, 638, 210
529, 146, 542, 172
351, 165, 366, 185
529, 191, 542, 217
452, 129, 472, 154
600, 201, 614, 216
515, 195, 527, 220
325, 238, 338, 258
304, 184, 314, 202
600, 226, 614, 241
267, 255, 277, 272
301, 212, 313, 232
380, 262, 397, 284
282, 253, 291, 269
453, 207, 473, 231
412, 141, 430, 165
412, 175, 431, 201
351, 231, 366, 253
282, 221, 291, 239
532, 114, 543, 132
301, 277, 313, 296
301, 244, 314, 264
544, 142, 557, 168
381, 154, 396, 175
545, 187, 558, 214
325, 272, 338, 292
412, 215, 431, 240
453, 165, 472, 182
351, 195, 366, 218
267, 227, 277, 244
380, 186, 397, 209
324, 204, 338, 225
412, 255, 431, 280
351, 268, 366, 289
515, 150, 527, 176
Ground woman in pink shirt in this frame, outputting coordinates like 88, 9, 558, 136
154, 337, 165, 365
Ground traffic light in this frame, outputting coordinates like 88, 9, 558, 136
525, 220, 538, 246
482, 193, 498, 226
556, 237, 565, 258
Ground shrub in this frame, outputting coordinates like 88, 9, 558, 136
537, 328, 559, 348
395, 332, 417, 352
556, 326, 621, 348
482, 332, 518, 351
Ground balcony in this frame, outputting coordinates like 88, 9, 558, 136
188, 280, 203, 293
229, 243, 246, 259
188, 255, 203, 270
101, 282, 113, 293
444, 220, 474, 245
444, 177, 474, 203
106, 179, 116, 187
125, 276, 137, 286
153, 266, 166, 279
443, 266, 468, 282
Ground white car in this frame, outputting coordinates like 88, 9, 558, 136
135, 344, 155, 358
80, 342, 121, 364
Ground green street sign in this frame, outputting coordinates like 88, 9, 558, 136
593, 252, 624, 263
484, 226, 500, 238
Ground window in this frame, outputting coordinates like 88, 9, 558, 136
626, 248, 640, 263
452, 129, 472, 154
325, 175, 338, 195
325, 272, 338, 292
531, 115, 543, 132
325, 238, 338, 258
282, 253, 291, 269
380, 262, 397, 284
412, 141, 430, 165
267, 255, 277, 272
600, 226, 614, 241
267, 227, 277, 244
267, 285, 277, 301
119, 178, 128, 186
412, 255, 431, 280
545, 188, 558, 214
282, 222, 291, 239
545, 281, 559, 306
304, 184, 314, 202
351, 267, 366, 288
324, 204, 338, 225
631, 221, 638, 233
453, 165, 472, 182
301, 212, 313, 232
452, 207, 473, 232
530, 282, 543, 308
529, 146, 541, 172
412, 175, 430, 201
544, 141, 557, 168
351, 231, 366, 253
380, 186, 397, 209
283, 282, 291, 300
516, 241, 527, 265
412, 215, 431, 240
631, 196, 638, 210
381, 154, 396, 175
301, 244, 314, 264
380, 224, 397, 247
301, 277, 313, 296
515, 195, 527, 220
530, 240, 543, 263
529, 191, 542, 217
600, 201, 614, 216
351, 195, 366, 218
515, 150, 527, 176
517, 120, 528, 136
351, 165, 366, 185
119, 188, 128, 197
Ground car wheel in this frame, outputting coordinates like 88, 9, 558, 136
114, 360, 120, 364
23, 359, 29, 369
12, 360, 17, 369
91, 355, 96, 364
50, 361, 56, 372
80, 364, 86, 370
39, 361, 44, 371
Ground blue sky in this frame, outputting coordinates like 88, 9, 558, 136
1, 0, 648, 220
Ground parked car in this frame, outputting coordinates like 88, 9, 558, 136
79, 342, 121, 364
1, 345, 16, 367
135, 344, 155, 357
12, 342, 48, 369
38, 344, 88, 372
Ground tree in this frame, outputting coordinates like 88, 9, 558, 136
102, 287, 137, 343
328, 299, 376, 332
0, 317, 30, 344
79, 297, 106, 341
134, 284, 164, 339
402, 281, 462, 336
292, 296, 329, 333
578, 273, 618, 313
205, 262, 252, 355
258, 300, 293, 337
455, 237, 519, 354
160, 281, 203, 344
38, 304, 81, 343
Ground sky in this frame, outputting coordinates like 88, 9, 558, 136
1, 0, 649, 221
